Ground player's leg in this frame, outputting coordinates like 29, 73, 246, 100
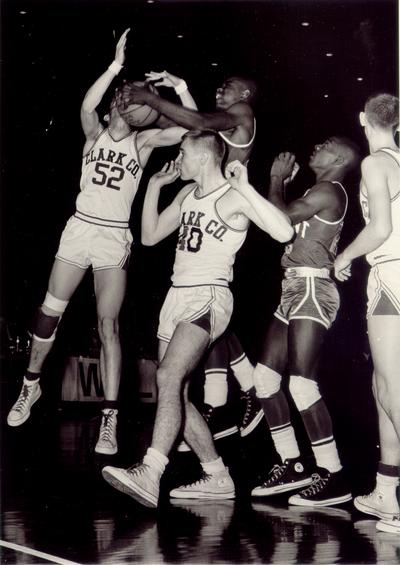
251, 317, 310, 496
92, 267, 127, 455
102, 322, 211, 507
226, 332, 263, 436
354, 315, 400, 521
169, 380, 235, 500
7, 259, 86, 426
286, 319, 351, 506
200, 336, 239, 442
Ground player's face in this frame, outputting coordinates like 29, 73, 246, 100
176, 139, 203, 181
215, 78, 245, 109
309, 137, 341, 167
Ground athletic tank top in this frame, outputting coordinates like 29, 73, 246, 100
360, 147, 400, 266
218, 119, 256, 149
76, 129, 143, 228
281, 181, 348, 270
172, 183, 248, 286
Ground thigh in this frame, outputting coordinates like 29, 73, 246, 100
288, 319, 326, 378
94, 268, 127, 318
258, 316, 288, 373
368, 316, 400, 385
160, 322, 210, 381
48, 258, 87, 301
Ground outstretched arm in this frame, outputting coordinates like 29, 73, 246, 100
142, 161, 191, 245
81, 28, 129, 140
117, 82, 250, 131
145, 70, 198, 110
334, 156, 392, 281
226, 161, 294, 243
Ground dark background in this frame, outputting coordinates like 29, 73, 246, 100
0, 0, 398, 377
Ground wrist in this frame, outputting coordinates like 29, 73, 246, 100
174, 80, 188, 95
108, 60, 123, 75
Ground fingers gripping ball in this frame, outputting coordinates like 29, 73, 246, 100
118, 82, 160, 128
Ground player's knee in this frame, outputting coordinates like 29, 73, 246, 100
289, 375, 321, 411
98, 316, 119, 342
33, 292, 68, 342
156, 365, 180, 392
253, 363, 282, 398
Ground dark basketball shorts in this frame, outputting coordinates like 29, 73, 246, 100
56, 216, 133, 271
157, 285, 233, 344
367, 261, 400, 317
274, 275, 340, 329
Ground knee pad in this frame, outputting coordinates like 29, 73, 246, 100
253, 363, 282, 398
289, 375, 321, 411
33, 292, 68, 342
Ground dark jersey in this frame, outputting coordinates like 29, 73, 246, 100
281, 181, 347, 270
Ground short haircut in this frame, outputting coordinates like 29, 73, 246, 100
335, 136, 362, 173
231, 76, 259, 105
182, 129, 226, 165
365, 93, 399, 130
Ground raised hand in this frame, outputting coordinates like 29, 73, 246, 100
149, 161, 180, 187
225, 160, 250, 194
115, 28, 130, 66
115, 82, 152, 111
271, 152, 297, 185
145, 70, 182, 88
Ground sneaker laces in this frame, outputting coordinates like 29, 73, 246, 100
14, 384, 35, 413
263, 463, 286, 486
126, 462, 150, 477
202, 405, 213, 423
182, 471, 213, 488
242, 391, 253, 426
301, 472, 329, 496
99, 410, 116, 442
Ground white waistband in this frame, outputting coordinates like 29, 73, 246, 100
75, 210, 129, 229
285, 267, 331, 279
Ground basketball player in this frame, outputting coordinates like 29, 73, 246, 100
7, 29, 186, 456
102, 130, 294, 507
251, 137, 360, 506
144, 70, 262, 441
335, 94, 400, 533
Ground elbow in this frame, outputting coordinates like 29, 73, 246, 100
375, 223, 392, 243
141, 232, 156, 246
276, 224, 294, 244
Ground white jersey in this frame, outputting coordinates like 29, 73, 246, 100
360, 147, 400, 266
76, 129, 143, 228
172, 182, 248, 286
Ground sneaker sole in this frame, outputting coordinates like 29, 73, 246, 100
288, 492, 352, 507
95, 444, 118, 455
169, 489, 236, 500
354, 497, 398, 520
376, 520, 400, 534
251, 477, 313, 497
7, 389, 42, 427
102, 468, 158, 508
240, 409, 264, 437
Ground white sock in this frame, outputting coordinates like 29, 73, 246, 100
202, 456, 225, 475
271, 425, 300, 462
143, 447, 169, 479
376, 472, 400, 496
204, 370, 228, 407
312, 438, 342, 473
230, 354, 254, 392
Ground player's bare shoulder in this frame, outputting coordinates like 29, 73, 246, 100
216, 185, 249, 230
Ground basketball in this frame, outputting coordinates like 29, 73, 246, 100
118, 81, 160, 128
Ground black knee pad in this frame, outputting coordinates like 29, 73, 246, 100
33, 308, 61, 341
